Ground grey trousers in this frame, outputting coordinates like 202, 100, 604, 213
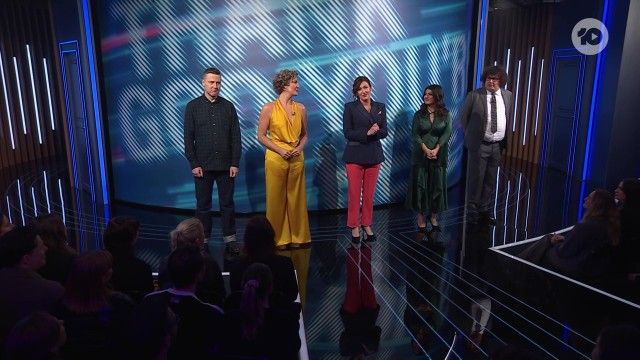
466, 142, 501, 213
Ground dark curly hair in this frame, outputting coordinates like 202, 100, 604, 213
480, 65, 508, 87
272, 69, 298, 94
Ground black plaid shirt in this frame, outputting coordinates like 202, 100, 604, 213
184, 95, 241, 171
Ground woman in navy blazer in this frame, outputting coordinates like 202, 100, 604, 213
342, 76, 388, 243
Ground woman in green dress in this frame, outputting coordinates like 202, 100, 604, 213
406, 84, 452, 231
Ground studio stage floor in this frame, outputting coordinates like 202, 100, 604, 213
3, 157, 635, 359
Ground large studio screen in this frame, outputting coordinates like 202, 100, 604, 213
97, 0, 472, 212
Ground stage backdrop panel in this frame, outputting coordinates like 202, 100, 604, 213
97, 0, 472, 212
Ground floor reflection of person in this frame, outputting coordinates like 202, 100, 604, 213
403, 239, 446, 356
342, 76, 388, 243
339, 244, 381, 358
405, 85, 452, 232
462, 221, 494, 353
257, 69, 311, 250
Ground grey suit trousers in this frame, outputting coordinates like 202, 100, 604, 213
466, 142, 501, 213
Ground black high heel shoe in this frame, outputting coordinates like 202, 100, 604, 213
351, 228, 360, 244
361, 226, 376, 242
430, 219, 441, 232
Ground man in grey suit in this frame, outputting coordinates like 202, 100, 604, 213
460, 66, 513, 225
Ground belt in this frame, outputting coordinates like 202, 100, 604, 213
481, 139, 502, 145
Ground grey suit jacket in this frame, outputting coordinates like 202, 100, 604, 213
459, 87, 514, 151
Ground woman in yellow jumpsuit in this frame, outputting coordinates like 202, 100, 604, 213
257, 69, 311, 249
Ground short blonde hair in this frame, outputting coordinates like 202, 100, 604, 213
170, 218, 205, 250
272, 69, 298, 94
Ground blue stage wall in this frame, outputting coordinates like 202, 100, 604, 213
97, 0, 473, 212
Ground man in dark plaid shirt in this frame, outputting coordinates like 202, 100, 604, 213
184, 68, 241, 256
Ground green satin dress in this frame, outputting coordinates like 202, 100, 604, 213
405, 110, 452, 214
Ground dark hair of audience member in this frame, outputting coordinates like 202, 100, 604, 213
30, 214, 75, 255
168, 245, 204, 289
63, 250, 113, 314
0, 225, 40, 268
103, 216, 140, 257
621, 178, 640, 209
583, 189, 620, 246
239, 262, 274, 340
3, 311, 66, 360
592, 324, 640, 360
127, 301, 177, 359
243, 215, 276, 260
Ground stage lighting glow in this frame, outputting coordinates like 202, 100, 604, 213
26, 45, 43, 144
43, 58, 56, 131
12, 57, 26, 135
0, 51, 16, 149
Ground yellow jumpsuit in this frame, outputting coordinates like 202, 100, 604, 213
265, 100, 311, 247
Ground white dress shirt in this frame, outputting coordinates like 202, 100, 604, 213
483, 89, 506, 142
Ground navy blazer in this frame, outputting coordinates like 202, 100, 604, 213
342, 100, 388, 165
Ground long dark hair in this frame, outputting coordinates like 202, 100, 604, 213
583, 189, 620, 246
63, 250, 113, 313
419, 84, 449, 117
239, 263, 273, 340
242, 215, 276, 260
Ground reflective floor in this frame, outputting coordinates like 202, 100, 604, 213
2, 157, 637, 359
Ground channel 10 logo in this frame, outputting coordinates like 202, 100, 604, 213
572, 18, 609, 55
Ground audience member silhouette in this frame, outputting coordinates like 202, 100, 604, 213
141, 246, 225, 359
0, 211, 15, 238
223, 262, 301, 359
103, 216, 153, 302
615, 178, 640, 275
543, 189, 619, 281
125, 297, 178, 359
0, 226, 64, 344
158, 218, 226, 306
31, 214, 76, 284
56, 250, 134, 359
591, 324, 640, 360
229, 215, 299, 304
3, 311, 66, 360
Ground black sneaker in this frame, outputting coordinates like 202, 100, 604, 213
225, 241, 240, 257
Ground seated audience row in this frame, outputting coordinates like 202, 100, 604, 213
0, 214, 302, 359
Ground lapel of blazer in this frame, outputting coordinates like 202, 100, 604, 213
371, 101, 381, 122
502, 89, 513, 117
479, 88, 488, 120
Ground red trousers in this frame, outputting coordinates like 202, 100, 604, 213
345, 163, 381, 228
